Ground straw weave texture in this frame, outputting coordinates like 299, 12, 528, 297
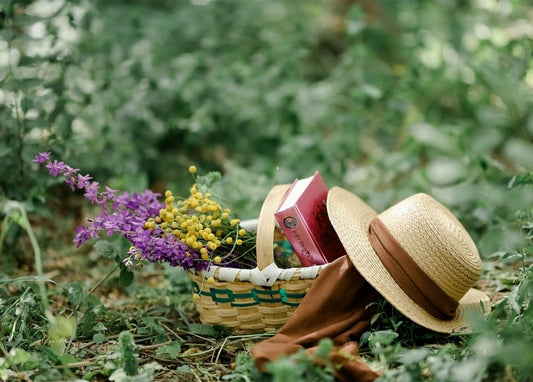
327, 187, 490, 333
188, 184, 327, 334
189, 268, 318, 333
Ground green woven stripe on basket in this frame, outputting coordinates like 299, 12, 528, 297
191, 281, 307, 307
281, 291, 307, 307
252, 289, 284, 303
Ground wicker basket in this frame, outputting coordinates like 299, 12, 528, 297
188, 184, 329, 334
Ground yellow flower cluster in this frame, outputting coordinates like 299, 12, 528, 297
143, 179, 250, 264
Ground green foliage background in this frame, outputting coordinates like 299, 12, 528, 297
2, 0, 532, 250
1, 0, 532, 380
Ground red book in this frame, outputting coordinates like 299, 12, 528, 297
275, 171, 345, 266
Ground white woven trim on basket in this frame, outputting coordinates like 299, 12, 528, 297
200, 267, 214, 278
300, 264, 324, 279
201, 263, 328, 287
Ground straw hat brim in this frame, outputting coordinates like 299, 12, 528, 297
327, 186, 491, 333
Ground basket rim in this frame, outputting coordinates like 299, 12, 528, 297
190, 261, 328, 287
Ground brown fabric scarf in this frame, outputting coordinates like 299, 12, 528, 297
252, 255, 381, 381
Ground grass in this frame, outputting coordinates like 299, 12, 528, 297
1, 185, 531, 381
1, 0, 532, 380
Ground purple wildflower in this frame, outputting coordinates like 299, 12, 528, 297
46, 160, 67, 177
33, 152, 254, 271
74, 225, 91, 247
83, 181, 100, 204
33, 151, 51, 165
34, 152, 164, 252
76, 173, 93, 189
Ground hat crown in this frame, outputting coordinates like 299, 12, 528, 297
378, 193, 482, 302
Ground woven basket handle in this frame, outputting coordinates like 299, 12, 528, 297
256, 183, 291, 271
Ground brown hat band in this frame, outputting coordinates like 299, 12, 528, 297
368, 217, 458, 320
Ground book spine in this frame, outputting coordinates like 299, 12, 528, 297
309, 201, 345, 262
275, 205, 326, 267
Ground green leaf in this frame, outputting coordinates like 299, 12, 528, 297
314, 338, 333, 360
58, 353, 79, 366
0, 201, 27, 229
409, 123, 456, 152
0, 141, 10, 157
8, 348, 31, 365
359, 331, 371, 347
93, 333, 107, 344
92, 322, 108, 333
49, 339, 66, 357
48, 315, 76, 341
369, 330, 398, 347
196, 171, 222, 190
187, 323, 217, 337
399, 348, 431, 364
119, 331, 139, 376
119, 267, 134, 288
65, 282, 89, 309
35, 344, 60, 364
370, 312, 382, 326
508, 173, 533, 188
0, 29, 14, 41
155, 341, 182, 360
0, 276, 56, 285
176, 365, 192, 373
94, 240, 118, 258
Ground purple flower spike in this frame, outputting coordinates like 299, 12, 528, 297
34, 152, 164, 252
33, 152, 51, 165
34, 151, 255, 271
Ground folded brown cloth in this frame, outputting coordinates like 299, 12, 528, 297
252, 255, 381, 381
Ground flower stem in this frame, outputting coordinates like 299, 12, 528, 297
1, 200, 53, 323
88, 262, 121, 296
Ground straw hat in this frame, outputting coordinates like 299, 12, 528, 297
326, 187, 491, 333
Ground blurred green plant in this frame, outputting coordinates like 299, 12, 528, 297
0, 199, 51, 319
1, 0, 533, 380
369, 175, 533, 381
261, 338, 335, 382
2, 0, 532, 238
0, 0, 86, 201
